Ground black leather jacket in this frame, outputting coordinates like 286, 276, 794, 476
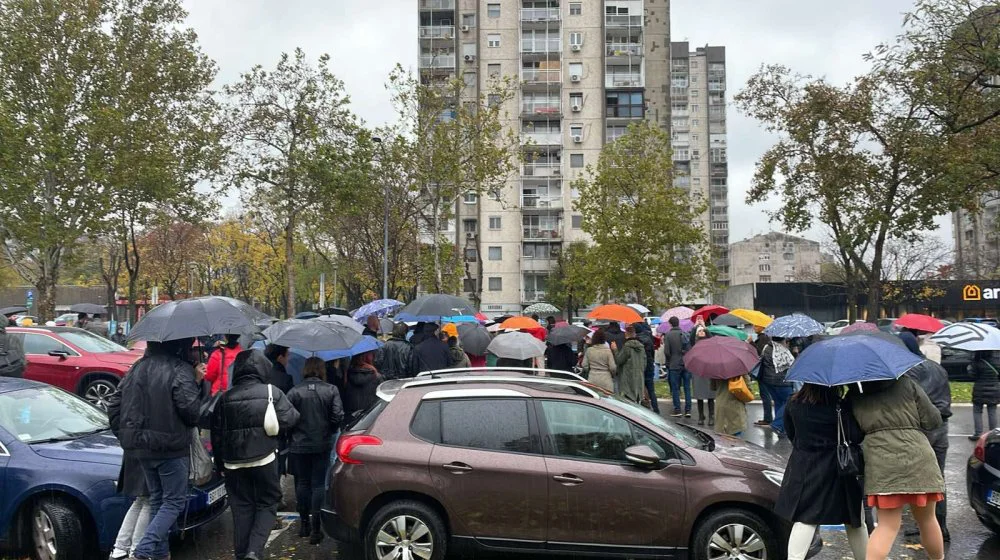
377, 338, 418, 380
286, 378, 344, 454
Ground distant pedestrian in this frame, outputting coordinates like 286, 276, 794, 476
897, 329, 924, 358
603, 321, 626, 354
760, 337, 795, 436
287, 357, 343, 544
206, 333, 242, 395
633, 322, 659, 413
545, 342, 577, 373
970, 350, 1000, 440
615, 325, 646, 404
663, 317, 692, 418
849, 376, 945, 560
442, 324, 471, 369
753, 329, 775, 426
582, 331, 616, 392
776, 384, 868, 560
713, 373, 751, 437
377, 322, 418, 380
362, 315, 380, 338
545, 316, 557, 332
342, 351, 382, 420
413, 323, 450, 373
86, 314, 109, 338
112, 325, 127, 346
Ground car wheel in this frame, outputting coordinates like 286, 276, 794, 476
82, 378, 118, 410
692, 508, 779, 560
364, 500, 446, 560
977, 513, 1000, 535
31, 499, 83, 560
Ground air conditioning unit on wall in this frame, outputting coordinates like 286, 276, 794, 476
571, 44, 581, 52
572, 134, 583, 143
570, 74, 581, 82
461, 25, 470, 32
464, 55, 476, 62
571, 103, 582, 112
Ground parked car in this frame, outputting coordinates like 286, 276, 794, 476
6, 327, 140, 410
968, 428, 1000, 536
0, 377, 228, 560
966, 317, 1000, 328
941, 346, 975, 382
826, 319, 850, 335
45, 313, 80, 327
876, 318, 899, 332
324, 370, 801, 560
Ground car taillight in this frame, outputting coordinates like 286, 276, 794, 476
975, 433, 988, 462
336, 434, 382, 464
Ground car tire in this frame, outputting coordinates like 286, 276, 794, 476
691, 508, 781, 560
31, 499, 84, 560
82, 377, 118, 410
364, 500, 447, 560
977, 513, 1000, 536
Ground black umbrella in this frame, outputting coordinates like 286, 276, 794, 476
70, 303, 107, 315
294, 311, 320, 320
396, 294, 476, 322
319, 307, 351, 317
262, 319, 363, 352
547, 325, 590, 346
0, 306, 27, 316
127, 296, 261, 342
837, 330, 906, 348
712, 313, 745, 327
458, 323, 492, 356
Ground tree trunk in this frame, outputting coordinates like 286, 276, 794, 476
845, 280, 858, 323
35, 265, 58, 323
284, 215, 297, 318
864, 235, 888, 321
432, 200, 442, 293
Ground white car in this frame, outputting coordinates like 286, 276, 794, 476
826, 319, 850, 335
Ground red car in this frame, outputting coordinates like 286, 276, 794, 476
6, 326, 140, 410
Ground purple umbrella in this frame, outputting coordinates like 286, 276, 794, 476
684, 336, 760, 380
841, 321, 878, 335
657, 318, 694, 334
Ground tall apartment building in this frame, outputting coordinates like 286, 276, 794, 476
729, 232, 821, 286
419, 0, 682, 315
953, 200, 1000, 279
670, 42, 730, 285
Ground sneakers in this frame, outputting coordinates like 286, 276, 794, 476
684, 412, 692, 418
671, 410, 683, 417
969, 434, 981, 441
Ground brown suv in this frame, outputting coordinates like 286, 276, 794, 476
323, 371, 793, 560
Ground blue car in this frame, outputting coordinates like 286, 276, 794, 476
0, 377, 228, 560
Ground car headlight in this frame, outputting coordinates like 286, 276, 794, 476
763, 469, 784, 486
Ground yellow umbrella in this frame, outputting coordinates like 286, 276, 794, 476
730, 308, 773, 328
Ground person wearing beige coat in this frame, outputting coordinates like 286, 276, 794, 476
582, 331, 616, 393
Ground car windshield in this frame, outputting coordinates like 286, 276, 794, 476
0, 386, 109, 444
602, 394, 706, 448
58, 330, 127, 353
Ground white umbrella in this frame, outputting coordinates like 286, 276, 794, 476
929, 322, 1000, 351
487, 332, 547, 360
627, 303, 650, 315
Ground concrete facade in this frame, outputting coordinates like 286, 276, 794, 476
953, 201, 1000, 279
728, 232, 821, 286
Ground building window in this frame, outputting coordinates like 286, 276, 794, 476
570, 2, 582, 15
692, 178, 701, 186
462, 13, 476, 27
463, 278, 477, 292
691, 89, 699, 98
785, 275, 795, 282
488, 246, 502, 260
488, 277, 502, 291
783, 252, 794, 260
463, 219, 477, 233
487, 33, 501, 48
569, 32, 583, 47
570, 92, 583, 109
710, 147, 727, 163
489, 216, 502, 230
759, 263, 771, 272
464, 247, 477, 262
692, 118, 700, 126
488, 63, 501, 78
569, 62, 583, 79
691, 104, 699, 112
760, 275, 772, 282
487, 3, 500, 18
463, 192, 477, 204
487, 94, 500, 107
570, 124, 583, 138
572, 215, 583, 229
570, 153, 584, 168
690, 60, 698, 68
605, 91, 643, 118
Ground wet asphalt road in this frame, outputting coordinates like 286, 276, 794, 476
169, 403, 1000, 560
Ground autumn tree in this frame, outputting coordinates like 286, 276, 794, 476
141, 218, 207, 300
546, 242, 598, 319
572, 121, 715, 308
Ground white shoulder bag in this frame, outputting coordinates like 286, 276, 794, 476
263, 384, 280, 436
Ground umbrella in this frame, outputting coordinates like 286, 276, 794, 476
442, 315, 480, 323
70, 303, 107, 315
379, 318, 396, 334
838, 330, 906, 348
474, 312, 490, 322
929, 322, 1000, 351
351, 299, 405, 321
319, 307, 351, 317
895, 313, 945, 334
627, 303, 650, 315
706, 325, 749, 341
841, 321, 878, 335
764, 314, 826, 338
684, 337, 760, 380
262, 319, 363, 352
547, 325, 590, 346
691, 304, 729, 323
785, 336, 924, 386
316, 314, 365, 334
0, 306, 27, 316
127, 296, 260, 342
294, 311, 320, 320
396, 294, 476, 322
661, 306, 694, 322
523, 302, 560, 315
712, 313, 746, 327
486, 332, 547, 360
730, 308, 773, 328
587, 304, 643, 324
291, 335, 382, 362
656, 318, 694, 334
501, 316, 543, 330
458, 323, 492, 356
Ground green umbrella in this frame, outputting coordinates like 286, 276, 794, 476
707, 325, 749, 341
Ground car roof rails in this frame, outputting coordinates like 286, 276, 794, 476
416, 366, 586, 382
387, 373, 603, 400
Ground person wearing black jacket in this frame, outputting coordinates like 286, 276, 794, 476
413, 324, 450, 373
903, 359, 953, 542
107, 338, 208, 560
377, 323, 418, 380
287, 357, 344, 544
265, 344, 295, 476
633, 322, 659, 414
603, 322, 626, 355
545, 342, 577, 373
211, 350, 300, 560
343, 351, 382, 419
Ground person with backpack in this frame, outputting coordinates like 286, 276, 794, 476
0, 323, 25, 378
760, 337, 796, 436
663, 317, 692, 418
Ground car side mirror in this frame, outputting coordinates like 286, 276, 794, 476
48, 350, 69, 359
624, 444, 662, 469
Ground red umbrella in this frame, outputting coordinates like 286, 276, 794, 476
895, 314, 945, 334
474, 312, 489, 322
691, 304, 730, 323
840, 321, 878, 334
684, 336, 760, 380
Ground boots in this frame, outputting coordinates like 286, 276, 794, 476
310, 513, 324, 545
298, 512, 311, 538
707, 399, 715, 427
697, 401, 706, 425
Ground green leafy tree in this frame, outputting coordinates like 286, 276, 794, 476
572, 121, 715, 308
224, 49, 359, 317
546, 242, 598, 319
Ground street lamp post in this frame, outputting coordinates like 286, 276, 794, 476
373, 136, 389, 300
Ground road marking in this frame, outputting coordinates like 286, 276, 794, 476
266, 512, 300, 548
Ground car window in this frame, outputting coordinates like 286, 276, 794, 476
602, 395, 705, 448
440, 399, 532, 453
22, 333, 77, 356
834, 320, 848, 328
58, 330, 127, 353
634, 426, 675, 461
0, 386, 108, 443
540, 400, 634, 462
410, 401, 441, 443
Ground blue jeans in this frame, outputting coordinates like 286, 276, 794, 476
134, 457, 189, 559
643, 373, 660, 414
668, 369, 692, 413
769, 385, 794, 434
759, 382, 774, 423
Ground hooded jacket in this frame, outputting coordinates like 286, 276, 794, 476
414, 336, 451, 373
286, 376, 344, 454
633, 322, 656, 379
603, 323, 626, 354
615, 338, 647, 403
343, 365, 382, 419
210, 350, 300, 470
205, 344, 242, 395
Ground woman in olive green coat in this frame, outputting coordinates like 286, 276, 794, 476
849, 375, 945, 560
712, 374, 750, 436
614, 325, 646, 404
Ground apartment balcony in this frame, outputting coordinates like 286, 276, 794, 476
521, 194, 563, 211
606, 43, 643, 57
521, 258, 558, 272
605, 14, 643, 27
419, 0, 454, 9
419, 26, 455, 40
521, 100, 561, 118
521, 130, 562, 146
522, 290, 549, 303
419, 53, 456, 69
522, 162, 562, 178
606, 74, 643, 88
521, 7, 560, 22
521, 68, 562, 86
521, 38, 562, 55
523, 227, 563, 241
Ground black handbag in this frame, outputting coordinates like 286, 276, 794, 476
836, 405, 862, 477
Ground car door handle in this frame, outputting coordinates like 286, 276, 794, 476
553, 473, 583, 485
442, 462, 473, 473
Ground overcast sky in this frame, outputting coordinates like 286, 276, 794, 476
181, 0, 951, 244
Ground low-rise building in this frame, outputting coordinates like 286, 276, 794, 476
728, 232, 821, 286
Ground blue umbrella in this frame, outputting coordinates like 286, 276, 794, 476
352, 299, 405, 321
785, 336, 925, 387
764, 313, 825, 338
442, 315, 479, 323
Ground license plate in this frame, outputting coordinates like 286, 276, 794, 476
988, 490, 1000, 508
207, 485, 227, 505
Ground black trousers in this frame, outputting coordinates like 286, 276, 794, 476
290, 452, 331, 518
926, 423, 949, 529
225, 460, 282, 559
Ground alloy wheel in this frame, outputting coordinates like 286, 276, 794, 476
84, 380, 116, 410
33, 509, 57, 560
374, 514, 433, 560
707, 523, 767, 560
